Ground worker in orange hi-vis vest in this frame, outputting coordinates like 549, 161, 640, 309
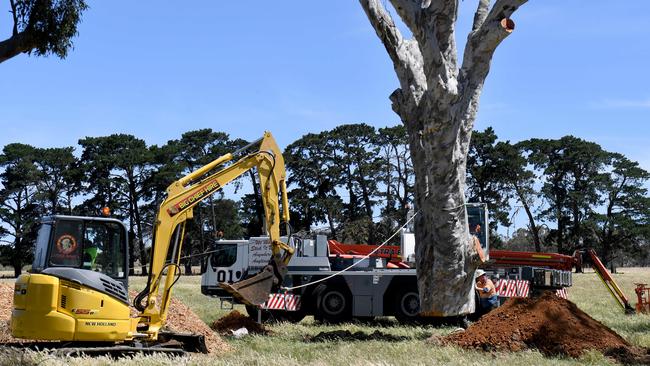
475, 269, 499, 316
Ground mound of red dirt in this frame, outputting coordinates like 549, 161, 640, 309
443, 292, 650, 364
211, 310, 269, 335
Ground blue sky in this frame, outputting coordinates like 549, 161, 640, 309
1, 0, 649, 172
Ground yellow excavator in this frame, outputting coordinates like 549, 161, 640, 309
10, 131, 292, 353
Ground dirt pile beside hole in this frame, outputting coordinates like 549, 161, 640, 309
0, 283, 15, 343
306, 330, 408, 342
0, 283, 32, 344
443, 292, 650, 364
162, 296, 229, 353
211, 310, 269, 335
128, 290, 228, 354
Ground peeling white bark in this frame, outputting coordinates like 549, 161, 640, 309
359, 0, 527, 316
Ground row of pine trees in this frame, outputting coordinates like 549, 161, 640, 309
1, 125, 648, 276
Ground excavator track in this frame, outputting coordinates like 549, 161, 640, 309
1, 332, 207, 357
1, 342, 184, 357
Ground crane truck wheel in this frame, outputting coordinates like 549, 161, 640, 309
394, 290, 421, 322
317, 287, 352, 323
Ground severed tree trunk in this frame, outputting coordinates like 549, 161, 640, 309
360, 0, 526, 316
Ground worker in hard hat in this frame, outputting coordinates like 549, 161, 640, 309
475, 269, 498, 315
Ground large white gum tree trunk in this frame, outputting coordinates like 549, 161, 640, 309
359, 0, 526, 316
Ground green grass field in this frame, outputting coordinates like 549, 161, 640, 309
3, 268, 650, 366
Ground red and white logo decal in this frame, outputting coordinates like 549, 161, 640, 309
56, 234, 77, 255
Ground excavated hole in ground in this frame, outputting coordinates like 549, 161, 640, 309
211, 310, 270, 335
306, 329, 409, 342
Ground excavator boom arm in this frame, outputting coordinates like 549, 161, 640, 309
134, 131, 292, 337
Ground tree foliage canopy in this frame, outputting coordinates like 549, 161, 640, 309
0, 125, 648, 275
1, 0, 87, 63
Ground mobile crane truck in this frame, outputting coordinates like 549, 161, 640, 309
9, 132, 292, 353
202, 204, 574, 323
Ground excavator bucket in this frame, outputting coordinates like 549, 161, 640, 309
219, 266, 276, 306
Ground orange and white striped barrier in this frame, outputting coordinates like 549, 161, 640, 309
494, 279, 568, 299
261, 293, 301, 311
495, 279, 530, 297
555, 287, 568, 299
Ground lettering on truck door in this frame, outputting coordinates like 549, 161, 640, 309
248, 237, 273, 271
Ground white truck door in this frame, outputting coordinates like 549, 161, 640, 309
201, 240, 249, 288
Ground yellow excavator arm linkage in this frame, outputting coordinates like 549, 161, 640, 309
134, 131, 292, 339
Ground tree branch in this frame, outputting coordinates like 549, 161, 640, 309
460, 0, 527, 89
359, 0, 427, 118
0, 32, 33, 64
452, 0, 526, 147
387, 0, 420, 31
471, 0, 491, 31
391, 0, 460, 99
487, 0, 526, 22
9, 0, 18, 36
424, 0, 460, 98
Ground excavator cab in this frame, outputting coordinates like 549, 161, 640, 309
12, 215, 133, 342
31, 216, 129, 287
